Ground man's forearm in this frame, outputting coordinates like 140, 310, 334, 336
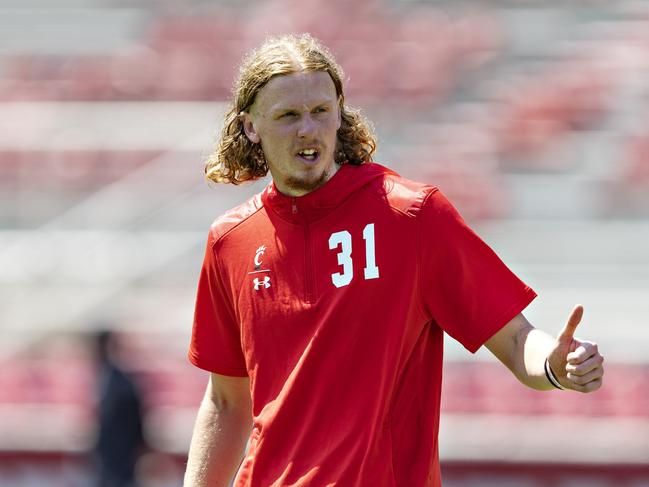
184, 393, 251, 487
486, 314, 556, 391
519, 327, 557, 390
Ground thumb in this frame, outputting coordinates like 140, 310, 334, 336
557, 304, 584, 343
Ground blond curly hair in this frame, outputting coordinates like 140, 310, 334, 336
205, 33, 377, 184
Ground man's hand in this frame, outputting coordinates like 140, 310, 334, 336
547, 305, 604, 392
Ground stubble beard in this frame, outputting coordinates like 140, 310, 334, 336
284, 164, 335, 195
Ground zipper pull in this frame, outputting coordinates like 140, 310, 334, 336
292, 198, 298, 214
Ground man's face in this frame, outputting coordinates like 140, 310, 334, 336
241, 71, 342, 197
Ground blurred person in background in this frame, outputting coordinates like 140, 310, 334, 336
93, 329, 145, 487
185, 34, 605, 487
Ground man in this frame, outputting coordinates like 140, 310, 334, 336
93, 329, 145, 487
185, 34, 604, 487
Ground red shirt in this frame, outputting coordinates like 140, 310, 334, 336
189, 162, 536, 486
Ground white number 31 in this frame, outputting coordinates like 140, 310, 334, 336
328, 223, 379, 288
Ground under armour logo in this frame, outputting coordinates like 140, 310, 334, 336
253, 276, 271, 290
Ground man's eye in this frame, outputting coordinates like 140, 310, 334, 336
281, 112, 297, 118
314, 107, 328, 113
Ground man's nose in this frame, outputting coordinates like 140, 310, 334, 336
297, 114, 317, 138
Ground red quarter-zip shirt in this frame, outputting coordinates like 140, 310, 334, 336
189, 162, 536, 486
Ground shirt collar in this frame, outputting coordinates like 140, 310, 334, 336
261, 162, 389, 223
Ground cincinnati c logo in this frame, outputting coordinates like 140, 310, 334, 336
254, 245, 266, 270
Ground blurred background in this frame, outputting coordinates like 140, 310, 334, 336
1, 0, 648, 486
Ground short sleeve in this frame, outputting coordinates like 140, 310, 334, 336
418, 189, 537, 353
188, 230, 248, 376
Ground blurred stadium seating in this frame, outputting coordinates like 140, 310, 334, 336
1, 0, 648, 486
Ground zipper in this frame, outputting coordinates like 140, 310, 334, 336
294, 197, 316, 303
304, 222, 315, 304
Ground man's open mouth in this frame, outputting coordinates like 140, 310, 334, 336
297, 148, 319, 162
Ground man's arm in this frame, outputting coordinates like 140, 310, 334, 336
184, 373, 252, 487
485, 305, 604, 392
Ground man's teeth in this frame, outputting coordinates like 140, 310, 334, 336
300, 149, 317, 156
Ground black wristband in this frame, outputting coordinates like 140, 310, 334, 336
544, 358, 565, 390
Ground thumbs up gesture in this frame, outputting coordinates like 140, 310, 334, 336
546, 305, 604, 392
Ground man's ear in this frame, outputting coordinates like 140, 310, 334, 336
239, 111, 261, 144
